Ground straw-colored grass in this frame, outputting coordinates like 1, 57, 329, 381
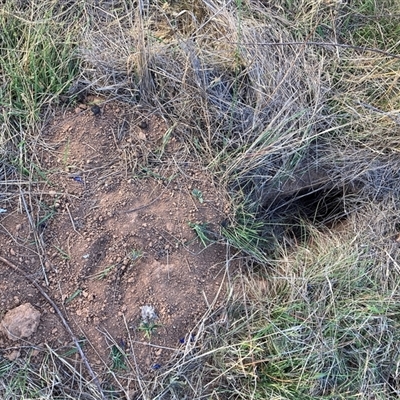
1, 0, 400, 398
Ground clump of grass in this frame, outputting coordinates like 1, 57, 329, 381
148, 226, 400, 399
0, 345, 102, 399
219, 226, 400, 398
221, 204, 271, 262
0, 0, 81, 140
110, 344, 128, 371
189, 221, 215, 248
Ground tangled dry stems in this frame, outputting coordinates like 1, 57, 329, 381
1, 0, 400, 398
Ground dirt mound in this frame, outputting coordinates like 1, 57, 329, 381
0, 99, 229, 372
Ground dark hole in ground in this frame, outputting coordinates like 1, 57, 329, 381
270, 185, 350, 225
231, 143, 362, 246
258, 182, 353, 245
228, 150, 360, 253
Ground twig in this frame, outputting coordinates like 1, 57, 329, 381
20, 190, 49, 286
0, 256, 106, 400
126, 185, 169, 213
125, 195, 163, 213
66, 203, 83, 237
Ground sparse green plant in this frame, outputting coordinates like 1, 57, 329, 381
156, 123, 176, 157
191, 188, 204, 204
133, 166, 176, 183
188, 222, 214, 247
91, 264, 116, 280
64, 289, 82, 305
61, 337, 87, 358
128, 249, 142, 262
37, 201, 57, 228
138, 321, 161, 340
110, 344, 128, 371
53, 245, 70, 261
62, 138, 71, 169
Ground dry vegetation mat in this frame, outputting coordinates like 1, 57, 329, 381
1, 0, 400, 399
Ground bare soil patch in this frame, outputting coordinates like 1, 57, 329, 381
0, 99, 229, 373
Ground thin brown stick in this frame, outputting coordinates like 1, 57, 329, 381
0, 256, 106, 400
125, 195, 163, 213
126, 184, 169, 213
20, 190, 49, 286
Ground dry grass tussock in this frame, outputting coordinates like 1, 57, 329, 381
1, 0, 400, 398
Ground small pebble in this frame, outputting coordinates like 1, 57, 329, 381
155, 348, 162, 356
91, 105, 101, 116
138, 120, 148, 129
5, 350, 20, 361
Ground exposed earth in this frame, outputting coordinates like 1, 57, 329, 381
0, 98, 231, 375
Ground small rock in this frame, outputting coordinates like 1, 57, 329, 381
15, 224, 22, 232
1, 303, 41, 341
31, 348, 40, 357
154, 348, 162, 356
9, 249, 15, 256
91, 105, 101, 116
137, 130, 147, 141
138, 120, 148, 130
5, 350, 20, 361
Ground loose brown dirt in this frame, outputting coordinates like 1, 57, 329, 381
0, 98, 230, 374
